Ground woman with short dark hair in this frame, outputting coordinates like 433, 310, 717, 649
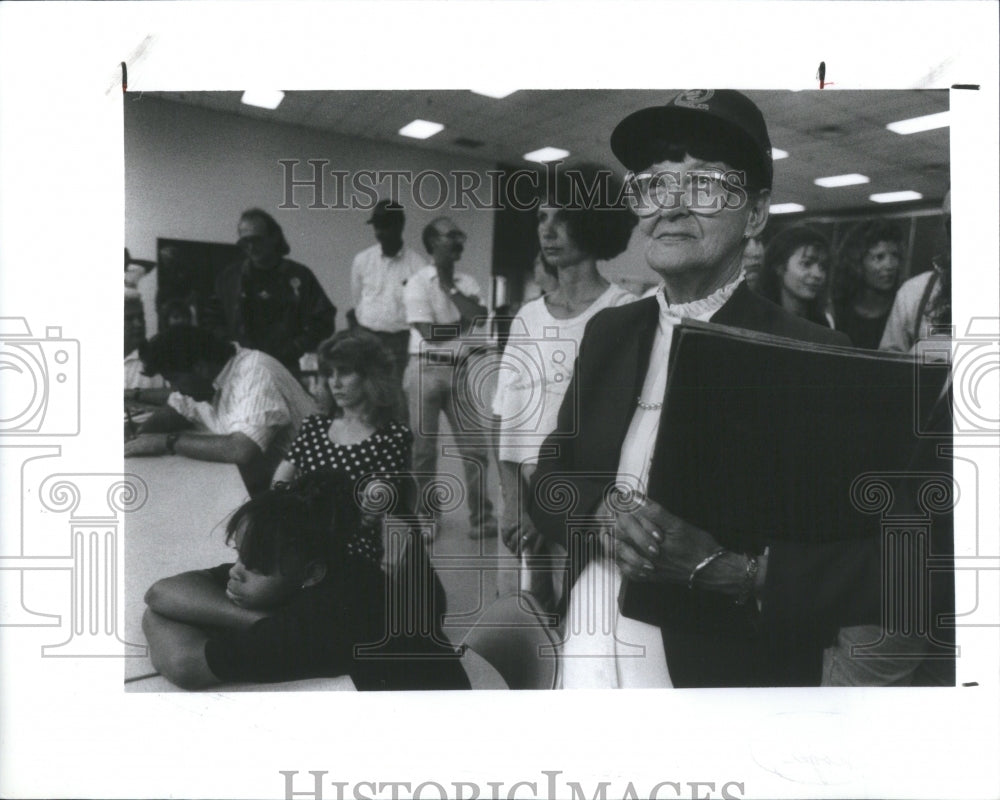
492, 163, 637, 611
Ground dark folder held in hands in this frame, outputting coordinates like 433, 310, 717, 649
619, 318, 951, 626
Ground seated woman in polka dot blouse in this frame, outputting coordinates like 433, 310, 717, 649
272, 331, 412, 564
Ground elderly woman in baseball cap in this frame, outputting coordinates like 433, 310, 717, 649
528, 90, 863, 688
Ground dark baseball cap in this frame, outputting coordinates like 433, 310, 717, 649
610, 89, 773, 190
366, 200, 405, 225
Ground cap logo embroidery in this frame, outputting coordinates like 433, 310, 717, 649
673, 90, 715, 110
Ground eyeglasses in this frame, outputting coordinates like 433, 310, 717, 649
623, 169, 747, 217
435, 230, 467, 244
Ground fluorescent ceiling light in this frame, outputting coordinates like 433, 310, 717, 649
771, 148, 789, 160
814, 173, 870, 188
240, 90, 284, 110
523, 146, 570, 164
769, 203, 806, 214
399, 119, 445, 139
886, 112, 949, 135
870, 190, 923, 204
470, 88, 518, 99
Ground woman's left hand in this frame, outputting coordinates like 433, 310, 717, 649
613, 496, 724, 584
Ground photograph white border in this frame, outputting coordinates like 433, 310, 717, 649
1, 2, 997, 798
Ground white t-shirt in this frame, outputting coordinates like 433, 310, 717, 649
492, 283, 636, 464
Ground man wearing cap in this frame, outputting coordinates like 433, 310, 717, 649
403, 216, 497, 539
351, 200, 427, 389
528, 90, 878, 688
213, 208, 336, 376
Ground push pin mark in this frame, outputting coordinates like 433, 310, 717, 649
816, 61, 833, 89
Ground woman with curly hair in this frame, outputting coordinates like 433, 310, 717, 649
757, 225, 834, 328
491, 162, 638, 611
831, 219, 905, 348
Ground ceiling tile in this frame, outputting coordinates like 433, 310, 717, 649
152, 88, 950, 211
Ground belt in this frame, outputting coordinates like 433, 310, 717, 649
418, 351, 455, 366
361, 327, 410, 341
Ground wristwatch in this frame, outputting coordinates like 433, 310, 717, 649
165, 432, 180, 455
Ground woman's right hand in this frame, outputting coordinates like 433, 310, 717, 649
613, 496, 730, 587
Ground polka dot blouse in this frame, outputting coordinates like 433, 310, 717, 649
286, 416, 412, 480
285, 416, 413, 565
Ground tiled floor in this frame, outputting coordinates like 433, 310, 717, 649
418, 449, 517, 647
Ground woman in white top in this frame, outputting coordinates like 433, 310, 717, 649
492, 163, 637, 611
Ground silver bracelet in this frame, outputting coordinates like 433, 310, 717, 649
687, 547, 728, 590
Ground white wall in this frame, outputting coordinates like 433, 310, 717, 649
125, 96, 661, 333
124, 97, 501, 333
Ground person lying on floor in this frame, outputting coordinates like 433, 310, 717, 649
142, 469, 469, 690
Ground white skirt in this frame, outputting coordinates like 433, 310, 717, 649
559, 558, 673, 688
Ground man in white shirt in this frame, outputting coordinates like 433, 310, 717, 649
403, 217, 497, 539
124, 326, 317, 496
351, 200, 427, 388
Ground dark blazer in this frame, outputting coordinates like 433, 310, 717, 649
213, 258, 336, 374
527, 284, 885, 687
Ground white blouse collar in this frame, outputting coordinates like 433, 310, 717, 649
655, 271, 745, 321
